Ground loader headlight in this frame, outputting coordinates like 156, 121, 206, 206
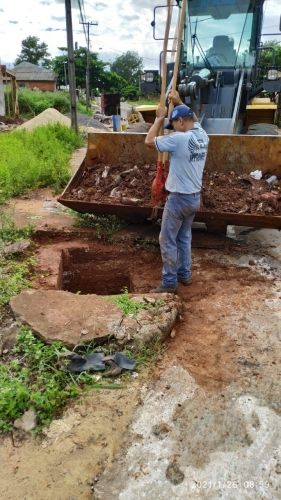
267, 69, 278, 81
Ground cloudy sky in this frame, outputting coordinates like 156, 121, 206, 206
0, 0, 280, 69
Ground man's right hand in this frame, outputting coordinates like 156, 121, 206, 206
168, 90, 183, 106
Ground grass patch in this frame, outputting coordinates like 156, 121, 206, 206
124, 334, 165, 367
0, 326, 164, 434
108, 287, 164, 318
0, 123, 84, 202
128, 99, 159, 106
76, 101, 93, 116
0, 257, 36, 307
5, 88, 70, 118
0, 208, 36, 309
72, 212, 129, 243
0, 328, 113, 433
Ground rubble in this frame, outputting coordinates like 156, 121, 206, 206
63, 161, 281, 216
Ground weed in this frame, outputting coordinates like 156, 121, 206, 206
0, 257, 36, 307
5, 88, 70, 117
121, 334, 165, 373
0, 328, 118, 433
0, 208, 34, 241
72, 212, 128, 243
108, 287, 164, 318
0, 208, 36, 308
0, 123, 85, 202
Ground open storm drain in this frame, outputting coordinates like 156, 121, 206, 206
60, 247, 132, 295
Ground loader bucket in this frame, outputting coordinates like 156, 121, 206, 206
58, 132, 281, 233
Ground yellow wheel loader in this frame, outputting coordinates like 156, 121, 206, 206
58, 0, 281, 233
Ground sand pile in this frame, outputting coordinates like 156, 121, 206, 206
17, 108, 71, 131
18, 108, 111, 133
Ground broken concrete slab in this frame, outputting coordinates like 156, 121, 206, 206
10, 290, 124, 347
10, 289, 182, 348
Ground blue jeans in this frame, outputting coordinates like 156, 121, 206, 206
159, 193, 200, 287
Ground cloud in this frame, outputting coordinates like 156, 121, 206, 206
54, 0, 79, 7
120, 14, 140, 23
39, 1, 51, 5
50, 16, 65, 22
45, 27, 61, 32
0, 8, 4, 12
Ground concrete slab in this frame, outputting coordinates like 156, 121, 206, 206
10, 290, 182, 348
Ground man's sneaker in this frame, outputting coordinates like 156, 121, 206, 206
150, 284, 178, 294
177, 277, 192, 286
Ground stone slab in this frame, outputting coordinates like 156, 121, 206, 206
10, 290, 182, 348
10, 289, 124, 348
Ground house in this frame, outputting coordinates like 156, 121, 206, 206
12, 62, 57, 91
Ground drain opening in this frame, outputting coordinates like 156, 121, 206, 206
60, 248, 132, 295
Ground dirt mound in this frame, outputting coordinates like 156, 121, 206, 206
64, 113, 110, 132
17, 108, 71, 131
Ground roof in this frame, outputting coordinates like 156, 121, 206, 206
12, 62, 57, 81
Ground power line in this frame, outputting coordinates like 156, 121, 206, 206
77, 0, 87, 45
80, 21, 98, 111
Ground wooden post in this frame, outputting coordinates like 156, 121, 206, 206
0, 60, 5, 121
11, 76, 19, 119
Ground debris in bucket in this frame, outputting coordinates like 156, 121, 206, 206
64, 351, 136, 376
249, 170, 262, 180
265, 175, 278, 184
61, 162, 281, 216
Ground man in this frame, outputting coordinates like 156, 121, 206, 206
145, 91, 209, 293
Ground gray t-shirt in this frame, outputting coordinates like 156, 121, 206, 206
154, 122, 209, 194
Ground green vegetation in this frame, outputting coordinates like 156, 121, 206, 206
108, 287, 164, 318
0, 328, 108, 433
0, 257, 35, 308
129, 98, 159, 106
0, 208, 35, 309
5, 88, 94, 119
124, 334, 165, 367
0, 123, 84, 201
72, 213, 128, 244
14, 35, 52, 67
5, 88, 70, 117
0, 326, 164, 433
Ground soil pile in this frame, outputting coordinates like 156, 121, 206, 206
62, 161, 281, 216
17, 108, 71, 131
64, 112, 111, 132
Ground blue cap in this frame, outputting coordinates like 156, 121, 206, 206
164, 104, 193, 130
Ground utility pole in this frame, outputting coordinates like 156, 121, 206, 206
65, 0, 78, 134
80, 21, 98, 111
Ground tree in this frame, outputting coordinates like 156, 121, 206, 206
258, 40, 281, 68
14, 36, 52, 67
52, 47, 128, 96
110, 51, 143, 87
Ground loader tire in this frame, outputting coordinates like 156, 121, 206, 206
128, 113, 140, 124
247, 123, 278, 136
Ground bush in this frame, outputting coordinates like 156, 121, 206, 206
0, 123, 84, 201
5, 88, 70, 117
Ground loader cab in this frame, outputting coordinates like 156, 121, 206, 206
177, 0, 275, 134
139, 70, 160, 95
183, 0, 263, 72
